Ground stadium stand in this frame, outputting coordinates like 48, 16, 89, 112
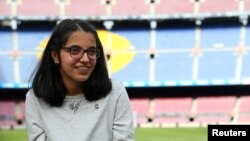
0, 24, 249, 86
0, 100, 17, 128
111, 0, 150, 16
0, 28, 13, 51
198, 25, 241, 80
199, 0, 239, 13
152, 97, 192, 125
0, 55, 15, 83
155, 26, 195, 49
246, 26, 250, 47
237, 95, 250, 123
246, 0, 250, 11
65, 0, 107, 17
242, 52, 250, 78
0, 0, 250, 129
130, 98, 151, 127
154, 0, 194, 15
193, 96, 236, 124
199, 26, 240, 49
0, 0, 11, 18
16, 0, 60, 18
155, 52, 193, 81
111, 28, 151, 82
112, 53, 150, 82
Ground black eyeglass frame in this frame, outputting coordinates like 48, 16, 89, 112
61, 46, 100, 60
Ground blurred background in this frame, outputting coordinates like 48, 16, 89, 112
0, 0, 250, 140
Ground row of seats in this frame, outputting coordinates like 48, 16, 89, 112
0, 95, 250, 128
0, 0, 250, 17
0, 26, 250, 86
0, 100, 24, 128
0, 48, 249, 86
130, 95, 250, 127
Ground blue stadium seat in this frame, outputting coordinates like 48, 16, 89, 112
0, 30, 13, 51
156, 27, 195, 49
18, 30, 50, 50
112, 53, 149, 82
19, 55, 38, 83
113, 29, 151, 50
155, 52, 193, 81
200, 26, 240, 48
198, 51, 236, 80
242, 53, 250, 79
0, 55, 14, 83
111, 29, 150, 82
245, 26, 250, 48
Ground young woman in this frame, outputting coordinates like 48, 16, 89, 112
25, 19, 134, 141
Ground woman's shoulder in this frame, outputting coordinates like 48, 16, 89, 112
25, 89, 46, 107
111, 79, 126, 91
25, 89, 37, 100
109, 79, 128, 98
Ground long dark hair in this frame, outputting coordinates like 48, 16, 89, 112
31, 19, 112, 107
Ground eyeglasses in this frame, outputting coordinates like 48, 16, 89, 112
62, 46, 100, 60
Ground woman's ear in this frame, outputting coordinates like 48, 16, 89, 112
51, 51, 59, 64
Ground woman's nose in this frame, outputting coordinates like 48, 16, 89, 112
79, 52, 90, 62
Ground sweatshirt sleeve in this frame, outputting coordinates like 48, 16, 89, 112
25, 90, 47, 141
112, 84, 134, 141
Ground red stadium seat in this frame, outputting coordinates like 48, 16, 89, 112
245, 0, 250, 11
152, 97, 192, 124
130, 98, 150, 125
0, 0, 11, 17
0, 100, 17, 128
199, 0, 239, 13
17, 0, 59, 17
65, 0, 106, 17
154, 0, 194, 15
111, 0, 150, 16
194, 96, 236, 124
237, 96, 250, 123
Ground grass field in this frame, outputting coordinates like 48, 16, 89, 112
0, 127, 207, 141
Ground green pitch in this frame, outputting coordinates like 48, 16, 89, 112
135, 127, 207, 141
0, 127, 207, 141
0, 129, 28, 141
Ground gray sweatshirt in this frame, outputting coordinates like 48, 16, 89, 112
25, 80, 134, 141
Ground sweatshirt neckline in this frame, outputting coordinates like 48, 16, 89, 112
64, 94, 85, 102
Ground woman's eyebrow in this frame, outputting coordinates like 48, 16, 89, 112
65, 45, 81, 48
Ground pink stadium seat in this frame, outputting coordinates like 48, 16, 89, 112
238, 114, 250, 123
15, 100, 25, 123
194, 96, 236, 124
239, 96, 250, 114
196, 96, 236, 113
20, 100, 25, 114
153, 117, 189, 124
65, 0, 106, 17
130, 98, 150, 124
194, 116, 230, 124
239, 96, 250, 113
153, 97, 192, 124
0, 120, 16, 128
111, 0, 149, 16
0, 101, 17, 128
0, 0, 11, 17
245, 0, 250, 11
199, 0, 239, 13
0, 101, 16, 116
237, 96, 250, 123
155, 0, 194, 15
17, 0, 59, 17
153, 97, 192, 113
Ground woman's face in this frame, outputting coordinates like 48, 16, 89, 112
52, 30, 97, 86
